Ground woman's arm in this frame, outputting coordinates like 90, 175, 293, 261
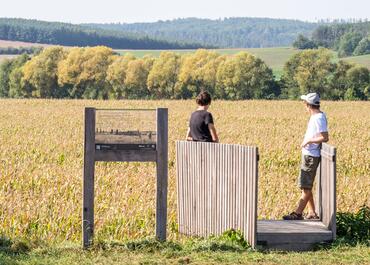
186, 127, 193, 141
208, 123, 219, 143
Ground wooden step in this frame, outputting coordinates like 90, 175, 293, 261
257, 220, 333, 251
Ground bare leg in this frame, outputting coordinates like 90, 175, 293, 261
307, 193, 316, 214
295, 188, 312, 214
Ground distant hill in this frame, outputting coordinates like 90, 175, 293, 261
311, 21, 370, 48
86, 17, 318, 48
0, 18, 205, 49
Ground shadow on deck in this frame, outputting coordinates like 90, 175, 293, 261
257, 220, 333, 251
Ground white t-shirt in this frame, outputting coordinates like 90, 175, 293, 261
302, 112, 328, 157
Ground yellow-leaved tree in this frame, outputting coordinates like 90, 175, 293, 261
22, 47, 67, 98
124, 56, 154, 98
106, 54, 136, 99
147, 52, 181, 98
177, 49, 225, 98
58, 46, 115, 99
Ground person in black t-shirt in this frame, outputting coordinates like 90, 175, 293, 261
186, 91, 219, 143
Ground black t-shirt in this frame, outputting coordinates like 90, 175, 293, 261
189, 110, 214, 142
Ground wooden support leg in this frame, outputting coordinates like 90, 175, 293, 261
83, 108, 95, 248
156, 108, 168, 241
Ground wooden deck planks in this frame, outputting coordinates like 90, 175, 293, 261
257, 220, 333, 250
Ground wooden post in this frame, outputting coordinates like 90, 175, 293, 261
156, 108, 168, 241
330, 146, 337, 240
317, 143, 337, 240
252, 147, 259, 249
83, 108, 95, 248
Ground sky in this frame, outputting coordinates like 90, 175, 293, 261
0, 0, 369, 24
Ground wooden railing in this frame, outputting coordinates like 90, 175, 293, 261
176, 141, 258, 248
315, 143, 337, 239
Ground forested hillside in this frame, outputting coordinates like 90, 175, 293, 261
294, 21, 370, 57
312, 22, 370, 48
0, 18, 204, 49
86, 17, 318, 48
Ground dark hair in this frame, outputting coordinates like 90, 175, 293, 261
196, 91, 212, 106
309, 104, 320, 109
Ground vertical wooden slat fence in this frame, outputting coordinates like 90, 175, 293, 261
315, 143, 337, 239
176, 141, 258, 248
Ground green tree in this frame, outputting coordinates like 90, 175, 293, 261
216, 52, 276, 99
280, 53, 301, 98
5, 54, 30, 98
353, 36, 370, 56
345, 66, 370, 100
0, 59, 13, 97
330, 60, 354, 100
337, 32, 363, 57
281, 49, 334, 99
293, 34, 318, 49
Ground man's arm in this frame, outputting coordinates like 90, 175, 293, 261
301, 132, 329, 148
186, 127, 193, 141
208, 123, 219, 143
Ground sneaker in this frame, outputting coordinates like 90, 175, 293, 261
282, 212, 303, 220
305, 213, 319, 220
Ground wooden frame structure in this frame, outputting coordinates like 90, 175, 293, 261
176, 141, 259, 248
176, 141, 337, 251
83, 107, 168, 248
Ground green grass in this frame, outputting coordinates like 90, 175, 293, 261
0, 54, 17, 63
341, 54, 370, 69
1, 237, 369, 265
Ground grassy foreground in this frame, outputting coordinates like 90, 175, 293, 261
1, 237, 369, 265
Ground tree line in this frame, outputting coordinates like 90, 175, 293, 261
0, 46, 43, 55
87, 17, 317, 48
293, 22, 370, 57
0, 47, 369, 100
0, 18, 204, 50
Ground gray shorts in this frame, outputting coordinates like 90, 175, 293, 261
298, 155, 320, 189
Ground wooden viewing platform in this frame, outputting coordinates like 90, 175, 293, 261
176, 142, 337, 251
257, 144, 337, 251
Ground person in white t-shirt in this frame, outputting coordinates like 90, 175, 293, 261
283, 92, 329, 220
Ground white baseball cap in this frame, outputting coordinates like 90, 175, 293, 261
300, 92, 320, 106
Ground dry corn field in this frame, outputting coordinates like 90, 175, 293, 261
0, 99, 369, 243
